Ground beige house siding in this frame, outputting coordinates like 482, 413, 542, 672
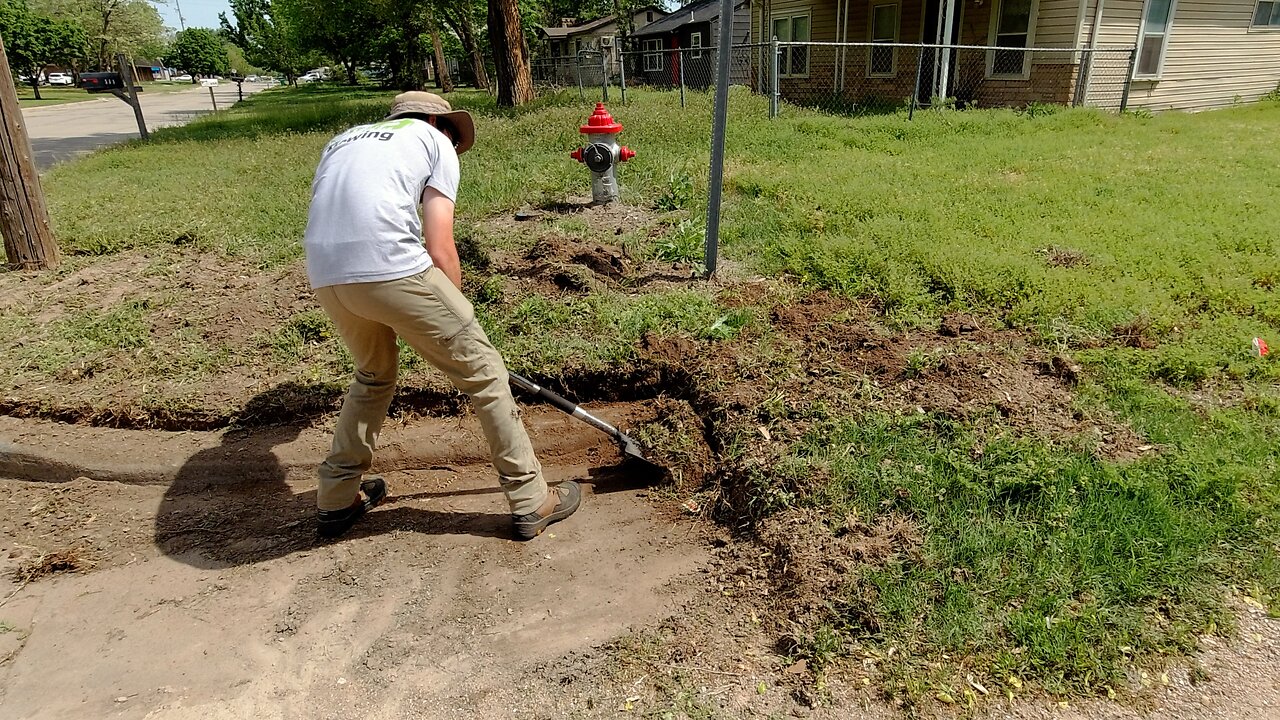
1035, 0, 1087, 47
1132, 1, 1280, 110
1084, 0, 1280, 111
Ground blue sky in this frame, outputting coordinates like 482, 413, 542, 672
153, 0, 231, 32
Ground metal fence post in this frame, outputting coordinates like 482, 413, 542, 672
770, 36, 780, 118
679, 48, 687, 108
576, 56, 584, 101
909, 47, 924, 121
620, 50, 627, 104
1072, 48, 1093, 108
601, 50, 609, 102
704, 0, 735, 277
1119, 47, 1137, 113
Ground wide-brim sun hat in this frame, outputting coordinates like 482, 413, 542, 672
386, 91, 476, 155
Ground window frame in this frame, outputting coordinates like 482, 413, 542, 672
771, 12, 812, 78
868, 1, 899, 78
690, 31, 704, 59
1250, 0, 1280, 29
642, 38, 663, 72
986, 0, 1040, 80
1134, 0, 1177, 79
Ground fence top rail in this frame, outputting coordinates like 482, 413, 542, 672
774, 41, 1137, 52
620, 43, 771, 52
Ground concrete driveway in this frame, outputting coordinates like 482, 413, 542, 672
23, 82, 269, 170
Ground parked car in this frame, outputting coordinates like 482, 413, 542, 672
47, 72, 74, 86
245, 75, 259, 82
297, 72, 321, 84
173, 73, 193, 82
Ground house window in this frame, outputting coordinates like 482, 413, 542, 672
869, 3, 898, 76
990, 0, 1035, 77
643, 39, 663, 71
647, 11, 654, 22
1136, 0, 1175, 77
1252, 1, 1280, 27
690, 32, 704, 59
772, 14, 811, 77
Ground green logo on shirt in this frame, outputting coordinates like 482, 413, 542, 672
326, 119, 416, 153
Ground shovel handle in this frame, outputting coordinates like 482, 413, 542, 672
509, 372, 623, 441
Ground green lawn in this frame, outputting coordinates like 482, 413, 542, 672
14, 85, 1280, 704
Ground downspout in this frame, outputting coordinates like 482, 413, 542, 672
938, 0, 957, 100
833, 0, 844, 93
1075, 0, 1105, 105
841, 0, 851, 90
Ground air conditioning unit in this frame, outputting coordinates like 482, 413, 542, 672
599, 35, 615, 48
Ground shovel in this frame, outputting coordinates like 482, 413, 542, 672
509, 372, 658, 471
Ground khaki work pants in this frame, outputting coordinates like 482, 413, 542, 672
313, 266, 547, 515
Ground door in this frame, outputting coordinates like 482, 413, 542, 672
918, 0, 962, 104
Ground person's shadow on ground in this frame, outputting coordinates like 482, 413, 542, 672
153, 383, 646, 570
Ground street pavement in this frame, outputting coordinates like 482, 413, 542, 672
22, 81, 269, 170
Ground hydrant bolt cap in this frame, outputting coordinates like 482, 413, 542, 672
580, 103, 624, 134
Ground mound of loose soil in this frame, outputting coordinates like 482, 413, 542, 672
755, 509, 921, 629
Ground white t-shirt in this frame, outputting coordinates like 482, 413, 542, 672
303, 118, 460, 289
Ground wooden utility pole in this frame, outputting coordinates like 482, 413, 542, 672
0, 34, 58, 270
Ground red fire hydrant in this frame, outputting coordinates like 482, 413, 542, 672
570, 103, 635, 205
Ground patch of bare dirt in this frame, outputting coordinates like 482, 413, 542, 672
0, 249, 317, 427
0, 405, 715, 719
477, 201, 703, 296
647, 290, 1146, 464
755, 509, 921, 630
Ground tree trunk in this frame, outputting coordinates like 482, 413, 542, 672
0, 36, 58, 270
29, 76, 41, 101
487, 0, 533, 106
444, 10, 489, 90
429, 27, 454, 93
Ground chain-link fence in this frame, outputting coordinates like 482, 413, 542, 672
618, 45, 767, 105
540, 42, 1138, 116
531, 49, 616, 102
768, 43, 1136, 115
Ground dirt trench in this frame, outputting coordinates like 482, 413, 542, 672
0, 404, 717, 719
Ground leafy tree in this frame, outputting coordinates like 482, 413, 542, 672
219, 0, 312, 84
33, 0, 166, 69
225, 41, 263, 75
276, 0, 377, 86
439, 0, 487, 90
166, 27, 229, 80
0, 0, 89, 99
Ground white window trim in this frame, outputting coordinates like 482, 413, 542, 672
1249, 0, 1280, 30
772, 12, 812, 79
1134, 0, 1177, 79
986, 0, 1040, 80
868, 1, 900, 78
690, 31, 704, 59
643, 39, 663, 72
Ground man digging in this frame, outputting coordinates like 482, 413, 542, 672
302, 91, 581, 540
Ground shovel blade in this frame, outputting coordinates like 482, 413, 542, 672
617, 432, 666, 475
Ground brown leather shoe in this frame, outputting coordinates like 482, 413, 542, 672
317, 477, 387, 539
512, 481, 581, 540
